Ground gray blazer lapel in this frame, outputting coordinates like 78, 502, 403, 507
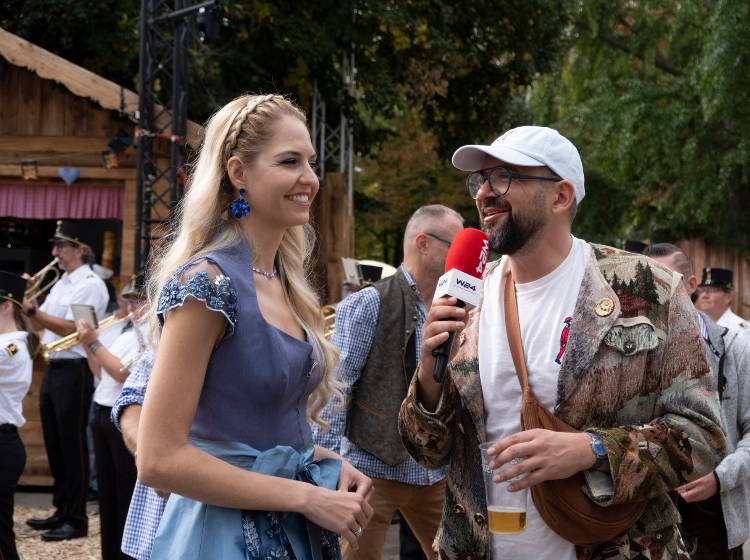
556, 249, 620, 410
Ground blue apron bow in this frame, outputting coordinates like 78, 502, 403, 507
150, 438, 341, 560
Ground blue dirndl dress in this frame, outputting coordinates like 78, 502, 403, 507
148, 241, 341, 559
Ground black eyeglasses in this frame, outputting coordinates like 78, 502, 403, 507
466, 165, 562, 199
425, 232, 452, 247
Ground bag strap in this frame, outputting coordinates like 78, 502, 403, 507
503, 269, 532, 397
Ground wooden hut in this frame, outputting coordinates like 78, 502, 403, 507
0, 27, 204, 484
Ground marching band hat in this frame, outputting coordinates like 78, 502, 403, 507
699, 267, 733, 290
49, 219, 92, 247
0, 271, 27, 306
121, 273, 146, 300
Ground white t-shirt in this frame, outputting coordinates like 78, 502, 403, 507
40, 264, 109, 359
93, 319, 146, 407
0, 331, 32, 427
479, 236, 591, 560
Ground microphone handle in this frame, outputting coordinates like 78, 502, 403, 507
431, 300, 466, 383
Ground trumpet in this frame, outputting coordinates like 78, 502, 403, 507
42, 312, 131, 360
25, 258, 60, 301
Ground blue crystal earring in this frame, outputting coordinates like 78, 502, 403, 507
229, 187, 250, 219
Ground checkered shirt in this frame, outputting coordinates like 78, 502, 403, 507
110, 348, 167, 560
313, 266, 447, 485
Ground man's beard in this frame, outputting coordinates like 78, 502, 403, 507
482, 196, 546, 255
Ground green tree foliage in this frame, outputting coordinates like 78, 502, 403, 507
2, 0, 569, 156
2, 0, 141, 89
353, 109, 477, 263
2, 0, 572, 266
528, 0, 750, 249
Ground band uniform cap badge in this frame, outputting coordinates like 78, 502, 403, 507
595, 298, 615, 317
4, 343, 18, 357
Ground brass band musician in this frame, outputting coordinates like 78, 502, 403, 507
22, 220, 109, 541
78, 274, 148, 560
0, 271, 39, 560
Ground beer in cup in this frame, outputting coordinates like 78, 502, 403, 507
479, 442, 528, 534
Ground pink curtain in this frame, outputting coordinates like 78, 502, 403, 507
0, 181, 123, 219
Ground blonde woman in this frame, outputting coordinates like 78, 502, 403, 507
136, 94, 373, 559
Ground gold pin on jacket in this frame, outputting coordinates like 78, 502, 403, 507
595, 298, 615, 317
3, 343, 18, 357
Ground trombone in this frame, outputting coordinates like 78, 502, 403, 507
25, 258, 60, 301
42, 312, 131, 360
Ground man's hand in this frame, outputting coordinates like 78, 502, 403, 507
77, 319, 97, 346
678, 473, 718, 503
487, 429, 596, 491
416, 296, 466, 411
337, 460, 374, 499
22, 296, 36, 314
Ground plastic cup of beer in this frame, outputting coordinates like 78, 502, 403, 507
479, 442, 528, 534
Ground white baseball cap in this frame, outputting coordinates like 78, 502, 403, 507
452, 126, 585, 203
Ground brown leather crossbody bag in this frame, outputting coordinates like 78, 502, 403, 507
502, 270, 646, 546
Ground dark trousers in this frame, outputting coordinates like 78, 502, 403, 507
39, 358, 93, 527
399, 514, 427, 560
0, 425, 25, 560
92, 405, 137, 560
678, 494, 744, 560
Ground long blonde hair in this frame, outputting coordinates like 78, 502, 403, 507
148, 94, 340, 426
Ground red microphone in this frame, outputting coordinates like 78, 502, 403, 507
431, 228, 489, 382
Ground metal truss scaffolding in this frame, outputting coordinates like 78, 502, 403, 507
135, 0, 194, 272
311, 53, 356, 216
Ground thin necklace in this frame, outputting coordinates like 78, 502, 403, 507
252, 265, 278, 279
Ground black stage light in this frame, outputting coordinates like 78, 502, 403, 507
196, 5, 221, 44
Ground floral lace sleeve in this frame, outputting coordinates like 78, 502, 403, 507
157, 258, 239, 338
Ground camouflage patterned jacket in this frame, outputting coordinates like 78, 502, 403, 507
398, 244, 726, 559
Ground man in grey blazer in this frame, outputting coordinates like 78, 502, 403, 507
646, 243, 750, 560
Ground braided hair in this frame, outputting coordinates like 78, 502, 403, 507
148, 93, 341, 427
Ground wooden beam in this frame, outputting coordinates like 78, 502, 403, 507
121, 179, 137, 277
0, 28, 204, 147
0, 164, 134, 180
0, 135, 112, 153
0, 152, 137, 168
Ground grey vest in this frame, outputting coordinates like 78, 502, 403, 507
345, 269, 419, 465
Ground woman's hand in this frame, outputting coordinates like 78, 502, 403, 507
301, 485, 374, 551
77, 319, 97, 346
337, 460, 374, 498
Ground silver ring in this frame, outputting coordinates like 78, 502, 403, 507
354, 526, 363, 538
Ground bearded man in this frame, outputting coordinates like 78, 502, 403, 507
398, 126, 725, 559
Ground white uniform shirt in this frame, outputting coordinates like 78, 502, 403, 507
93, 319, 147, 407
479, 236, 591, 560
0, 331, 33, 427
717, 307, 750, 333
40, 264, 109, 359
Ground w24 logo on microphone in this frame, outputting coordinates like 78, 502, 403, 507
475, 239, 489, 275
